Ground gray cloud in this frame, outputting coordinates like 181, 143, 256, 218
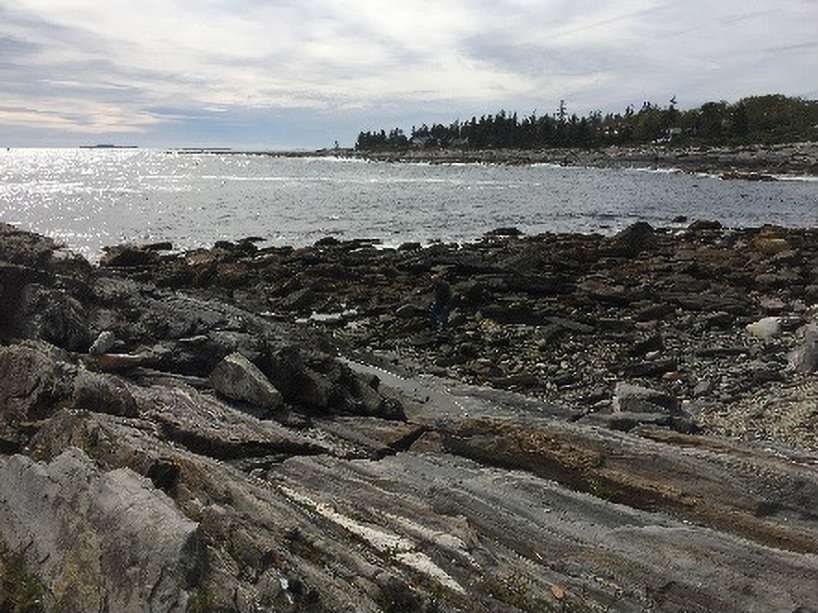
0, 34, 39, 57
0, 0, 814, 147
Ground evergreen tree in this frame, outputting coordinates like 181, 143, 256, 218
353, 94, 818, 152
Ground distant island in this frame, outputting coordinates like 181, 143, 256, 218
79, 144, 139, 149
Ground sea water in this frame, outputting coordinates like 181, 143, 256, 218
1, 148, 816, 261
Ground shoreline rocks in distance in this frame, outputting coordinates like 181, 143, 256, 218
352, 141, 818, 177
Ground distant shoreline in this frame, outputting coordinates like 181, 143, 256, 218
179, 142, 818, 178
351, 142, 818, 178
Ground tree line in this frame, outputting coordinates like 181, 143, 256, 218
355, 94, 818, 151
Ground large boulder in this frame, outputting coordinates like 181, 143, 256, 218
0, 448, 203, 612
99, 244, 160, 267
9, 284, 90, 351
0, 341, 77, 448
0, 222, 91, 279
0, 262, 50, 336
602, 221, 656, 257
209, 352, 284, 411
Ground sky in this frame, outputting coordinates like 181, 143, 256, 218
0, 0, 816, 149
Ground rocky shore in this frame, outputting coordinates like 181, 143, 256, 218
1, 221, 817, 612
355, 141, 818, 177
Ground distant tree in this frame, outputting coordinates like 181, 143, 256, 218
693, 101, 729, 141
732, 102, 750, 138
557, 100, 567, 124
354, 94, 817, 152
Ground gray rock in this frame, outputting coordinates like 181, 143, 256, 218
0, 448, 203, 612
635, 303, 674, 322
22, 358, 818, 613
73, 369, 139, 417
5, 223, 818, 612
0, 341, 76, 446
209, 352, 284, 411
580, 411, 700, 434
0, 222, 91, 279
614, 382, 681, 414
577, 278, 627, 304
89, 330, 117, 355
687, 219, 722, 232
746, 359, 785, 384
12, 284, 90, 351
705, 311, 733, 329
0, 262, 51, 331
789, 326, 818, 373
602, 221, 656, 257
134, 383, 327, 459
395, 304, 418, 319
746, 316, 781, 340
100, 244, 159, 267
693, 379, 716, 398
624, 358, 678, 378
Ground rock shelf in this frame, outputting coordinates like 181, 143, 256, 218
356, 141, 818, 177
1, 221, 817, 612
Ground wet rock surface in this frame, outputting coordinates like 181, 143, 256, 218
122, 219, 818, 453
1, 221, 817, 612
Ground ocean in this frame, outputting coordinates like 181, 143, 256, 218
1, 148, 816, 261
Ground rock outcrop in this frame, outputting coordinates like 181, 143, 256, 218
355, 141, 818, 176
108, 220, 818, 452
0, 448, 202, 612
1, 222, 817, 612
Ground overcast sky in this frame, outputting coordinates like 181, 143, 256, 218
1, 0, 815, 149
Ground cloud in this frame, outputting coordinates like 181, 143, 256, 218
0, 0, 815, 146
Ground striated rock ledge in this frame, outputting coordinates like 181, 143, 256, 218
1, 221, 817, 612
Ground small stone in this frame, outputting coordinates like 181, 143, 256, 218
779, 315, 806, 332
603, 222, 655, 257
614, 382, 681, 414
746, 360, 784, 384
99, 244, 158, 267
396, 304, 418, 319
314, 236, 341, 247
693, 379, 715, 398
758, 297, 787, 313
89, 331, 116, 355
751, 237, 791, 256
705, 312, 733, 329
746, 317, 781, 340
